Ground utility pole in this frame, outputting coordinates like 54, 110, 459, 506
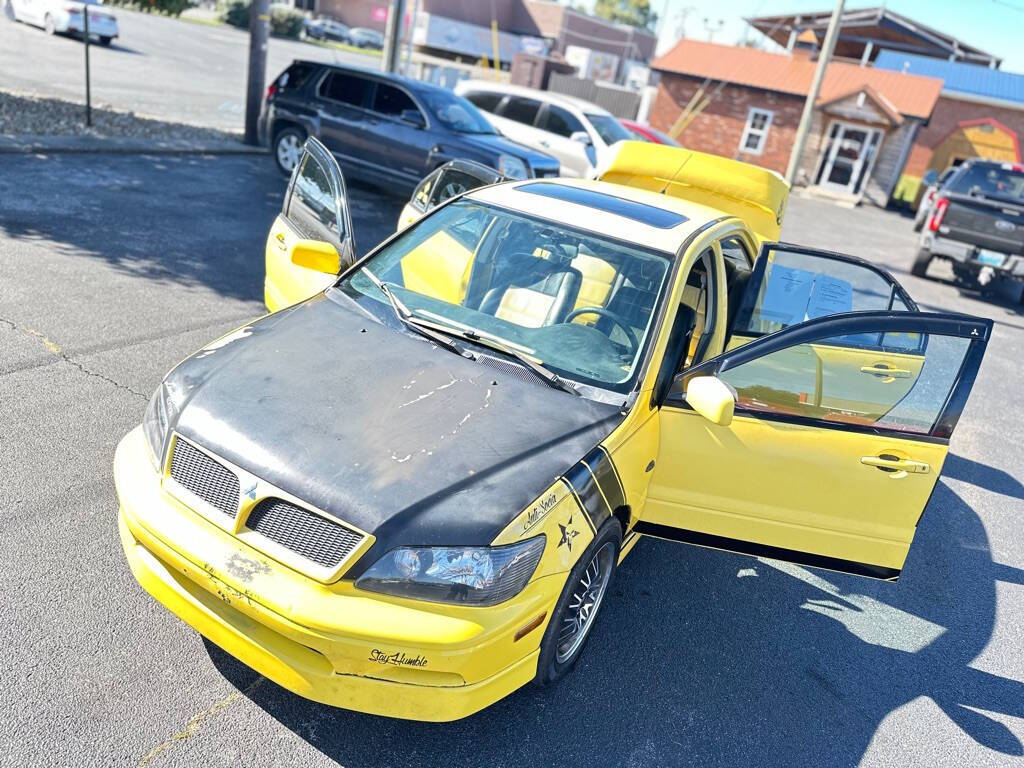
402, 0, 420, 75
243, 0, 270, 145
382, 0, 406, 74
785, 0, 845, 185
83, 6, 91, 127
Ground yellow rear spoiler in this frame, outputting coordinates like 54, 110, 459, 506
597, 141, 790, 242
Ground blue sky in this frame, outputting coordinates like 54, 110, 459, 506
581, 1, 1024, 72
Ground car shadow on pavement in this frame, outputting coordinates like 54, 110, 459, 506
207, 479, 1024, 767
0, 152, 403, 305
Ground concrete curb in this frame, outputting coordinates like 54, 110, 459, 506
0, 134, 268, 155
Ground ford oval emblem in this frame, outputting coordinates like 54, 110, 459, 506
995, 219, 1015, 232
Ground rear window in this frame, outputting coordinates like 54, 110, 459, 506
501, 96, 541, 126
463, 90, 502, 112
275, 62, 317, 93
951, 164, 1024, 204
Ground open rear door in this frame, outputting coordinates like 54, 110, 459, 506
642, 310, 991, 580
264, 138, 355, 311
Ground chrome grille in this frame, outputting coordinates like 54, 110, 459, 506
246, 498, 364, 568
169, 438, 239, 518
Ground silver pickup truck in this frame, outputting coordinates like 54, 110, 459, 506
913, 159, 1024, 303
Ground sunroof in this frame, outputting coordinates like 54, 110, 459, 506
517, 182, 688, 229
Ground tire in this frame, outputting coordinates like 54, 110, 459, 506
98, 35, 111, 46
535, 518, 621, 685
910, 248, 932, 278
44, 13, 55, 34
273, 126, 305, 177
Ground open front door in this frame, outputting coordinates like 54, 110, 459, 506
640, 310, 991, 580
264, 137, 356, 312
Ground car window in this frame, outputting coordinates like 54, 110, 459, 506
410, 168, 441, 213
500, 96, 541, 126
320, 71, 374, 109
680, 249, 717, 367
430, 169, 488, 208
719, 237, 752, 270
734, 247, 913, 344
463, 90, 503, 113
585, 113, 631, 145
419, 90, 495, 134
540, 105, 584, 138
950, 163, 1024, 204
373, 83, 418, 118
340, 200, 671, 394
274, 62, 317, 94
714, 330, 970, 435
287, 153, 340, 244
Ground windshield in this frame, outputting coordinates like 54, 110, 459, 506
585, 114, 631, 145
951, 164, 1024, 204
339, 199, 672, 394
421, 90, 496, 134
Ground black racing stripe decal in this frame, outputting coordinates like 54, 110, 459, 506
560, 480, 598, 535
632, 522, 901, 582
563, 462, 609, 532
586, 445, 626, 514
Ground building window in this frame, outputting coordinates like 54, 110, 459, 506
739, 107, 774, 155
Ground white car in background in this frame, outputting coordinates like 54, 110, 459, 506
9, 0, 119, 46
455, 81, 632, 178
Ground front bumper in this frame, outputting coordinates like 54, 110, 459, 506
114, 426, 559, 721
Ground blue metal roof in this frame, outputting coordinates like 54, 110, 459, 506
874, 51, 1024, 104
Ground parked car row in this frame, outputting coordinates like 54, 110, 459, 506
912, 158, 1024, 303
7, 0, 118, 45
299, 17, 383, 49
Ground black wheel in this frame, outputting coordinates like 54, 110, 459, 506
910, 248, 932, 278
44, 13, 55, 34
98, 35, 111, 46
535, 519, 621, 684
273, 126, 305, 176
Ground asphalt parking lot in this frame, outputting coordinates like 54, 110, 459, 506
0, 8, 374, 130
1, 152, 1023, 768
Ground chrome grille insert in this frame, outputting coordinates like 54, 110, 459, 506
169, 438, 239, 518
246, 498, 364, 568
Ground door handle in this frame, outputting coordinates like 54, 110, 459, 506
860, 455, 930, 474
860, 364, 911, 380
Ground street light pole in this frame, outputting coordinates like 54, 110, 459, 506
244, 0, 270, 145
784, 0, 845, 186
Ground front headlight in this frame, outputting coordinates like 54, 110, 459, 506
142, 381, 180, 469
497, 153, 528, 180
355, 537, 545, 606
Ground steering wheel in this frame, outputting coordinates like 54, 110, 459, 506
563, 307, 639, 354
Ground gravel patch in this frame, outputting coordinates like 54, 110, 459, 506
0, 89, 242, 142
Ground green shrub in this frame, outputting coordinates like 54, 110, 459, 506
103, 0, 190, 16
220, 0, 249, 28
269, 5, 303, 38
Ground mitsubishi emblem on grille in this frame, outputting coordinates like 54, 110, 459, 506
242, 481, 258, 500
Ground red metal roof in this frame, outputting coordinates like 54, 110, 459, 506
651, 39, 944, 120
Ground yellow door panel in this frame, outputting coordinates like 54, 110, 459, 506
399, 230, 475, 305
264, 215, 337, 312
643, 408, 946, 572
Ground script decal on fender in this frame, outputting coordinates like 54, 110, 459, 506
369, 649, 429, 667
523, 492, 558, 533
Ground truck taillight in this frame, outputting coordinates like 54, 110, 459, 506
928, 198, 949, 232
265, 82, 278, 101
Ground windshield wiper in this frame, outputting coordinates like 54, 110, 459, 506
416, 318, 579, 396
360, 268, 474, 359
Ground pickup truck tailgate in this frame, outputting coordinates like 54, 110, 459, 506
940, 196, 1024, 254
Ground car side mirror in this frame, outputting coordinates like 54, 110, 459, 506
922, 170, 939, 186
400, 109, 426, 129
290, 239, 341, 275
684, 376, 736, 427
570, 131, 592, 146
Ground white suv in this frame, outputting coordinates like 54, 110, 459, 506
454, 81, 631, 178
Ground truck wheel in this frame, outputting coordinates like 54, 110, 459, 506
98, 35, 112, 46
44, 13, 55, 34
535, 518, 621, 684
273, 126, 305, 177
911, 248, 932, 278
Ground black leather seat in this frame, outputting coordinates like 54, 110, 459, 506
478, 251, 583, 327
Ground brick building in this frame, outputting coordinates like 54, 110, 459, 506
649, 40, 943, 206
874, 51, 1024, 204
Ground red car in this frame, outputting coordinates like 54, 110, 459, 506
620, 119, 682, 146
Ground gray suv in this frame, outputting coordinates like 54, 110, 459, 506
258, 61, 559, 193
